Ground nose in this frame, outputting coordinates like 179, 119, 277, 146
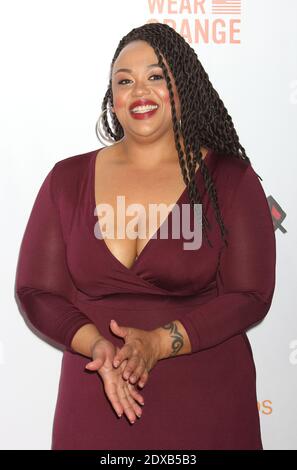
131, 79, 150, 96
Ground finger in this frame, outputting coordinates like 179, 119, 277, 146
138, 370, 149, 389
117, 380, 137, 424
85, 357, 104, 370
104, 381, 124, 418
110, 320, 129, 340
125, 382, 143, 419
122, 355, 140, 380
128, 360, 146, 384
127, 382, 145, 407
113, 345, 132, 368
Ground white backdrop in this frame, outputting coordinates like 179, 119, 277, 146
1, 0, 296, 450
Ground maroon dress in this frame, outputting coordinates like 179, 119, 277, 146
15, 146, 276, 450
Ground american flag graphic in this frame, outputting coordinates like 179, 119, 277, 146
212, 0, 241, 15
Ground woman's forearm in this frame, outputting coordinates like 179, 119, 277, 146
70, 323, 105, 357
154, 320, 192, 360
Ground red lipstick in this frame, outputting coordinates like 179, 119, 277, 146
129, 99, 159, 120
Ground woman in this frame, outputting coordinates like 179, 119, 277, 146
15, 23, 276, 449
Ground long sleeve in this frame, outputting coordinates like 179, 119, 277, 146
177, 163, 276, 354
15, 164, 93, 351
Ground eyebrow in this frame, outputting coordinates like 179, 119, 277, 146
113, 63, 161, 75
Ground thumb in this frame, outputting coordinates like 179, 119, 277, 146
110, 319, 128, 338
85, 356, 104, 370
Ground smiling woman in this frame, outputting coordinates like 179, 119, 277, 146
15, 22, 276, 450
107, 44, 183, 154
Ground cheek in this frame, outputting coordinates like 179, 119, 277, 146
113, 98, 125, 110
163, 93, 170, 105
161, 90, 172, 109
162, 90, 180, 113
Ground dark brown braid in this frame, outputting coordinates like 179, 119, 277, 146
99, 22, 262, 248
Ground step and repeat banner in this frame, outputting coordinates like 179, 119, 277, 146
1, 0, 296, 450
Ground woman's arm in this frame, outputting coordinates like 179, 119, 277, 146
71, 323, 104, 357
15, 164, 103, 354
155, 163, 276, 358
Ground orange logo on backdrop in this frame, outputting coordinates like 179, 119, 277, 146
147, 0, 242, 44
257, 400, 273, 415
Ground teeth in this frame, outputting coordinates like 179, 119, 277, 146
131, 105, 158, 113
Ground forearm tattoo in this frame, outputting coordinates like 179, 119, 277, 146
162, 322, 184, 356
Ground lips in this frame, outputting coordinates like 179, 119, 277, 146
129, 99, 159, 111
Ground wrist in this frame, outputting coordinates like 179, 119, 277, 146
90, 334, 105, 356
153, 320, 191, 360
152, 327, 171, 361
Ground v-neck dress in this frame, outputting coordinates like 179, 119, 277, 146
15, 146, 276, 450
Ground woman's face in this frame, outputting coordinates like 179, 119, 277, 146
110, 40, 181, 140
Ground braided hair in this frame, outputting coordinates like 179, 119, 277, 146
100, 22, 260, 248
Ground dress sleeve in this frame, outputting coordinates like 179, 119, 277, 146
177, 164, 276, 354
15, 164, 93, 351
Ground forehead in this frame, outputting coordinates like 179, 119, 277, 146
113, 40, 168, 71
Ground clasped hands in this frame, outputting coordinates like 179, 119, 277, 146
85, 319, 162, 424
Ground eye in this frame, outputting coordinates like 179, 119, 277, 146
149, 74, 164, 81
118, 79, 131, 85
117, 74, 164, 85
